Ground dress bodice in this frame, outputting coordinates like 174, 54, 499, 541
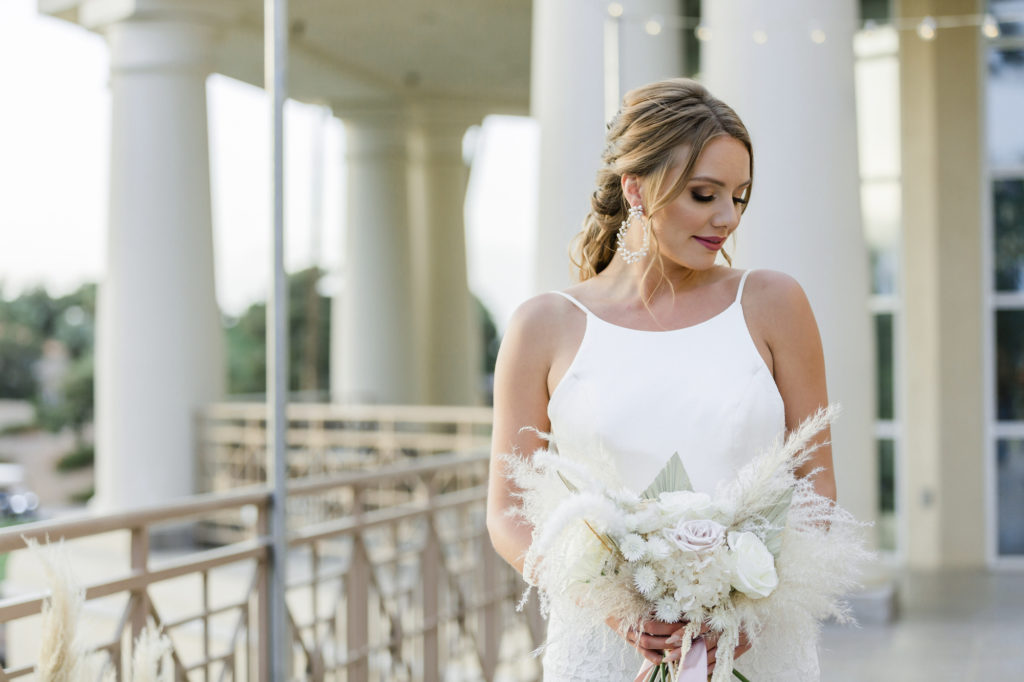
547, 269, 786, 496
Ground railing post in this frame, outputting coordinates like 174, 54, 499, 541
422, 475, 442, 682
422, 523, 441, 682
130, 526, 150, 642
256, 503, 272, 682
481, 541, 501, 680
345, 535, 370, 681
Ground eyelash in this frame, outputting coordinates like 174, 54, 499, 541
691, 191, 748, 206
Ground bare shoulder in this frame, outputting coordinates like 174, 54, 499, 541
740, 269, 821, 358
500, 292, 584, 366
505, 292, 580, 341
742, 269, 815, 322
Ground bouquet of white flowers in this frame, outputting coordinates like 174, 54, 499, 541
506, 406, 870, 682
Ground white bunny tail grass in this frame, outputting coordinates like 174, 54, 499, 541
131, 621, 175, 682
26, 537, 102, 682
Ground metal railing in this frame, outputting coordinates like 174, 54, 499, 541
0, 450, 542, 681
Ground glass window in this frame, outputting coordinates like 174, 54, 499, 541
989, 0, 1024, 37
875, 313, 894, 420
995, 179, 1024, 291
996, 310, 1024, 420
859, 0, 891, 22
877, 438, 896, 551
861, 180, 901, 295
987, 49, 1024, 168
997, 439, 1024, 555
854, 36, 900, 179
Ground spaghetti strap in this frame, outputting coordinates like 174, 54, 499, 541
734, 269, 756, 304
551, 291, 592, 315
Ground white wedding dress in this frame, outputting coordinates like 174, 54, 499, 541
541, 270, 821, 681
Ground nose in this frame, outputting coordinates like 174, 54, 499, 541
711, 198, 741, 231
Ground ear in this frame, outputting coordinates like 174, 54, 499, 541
621, 174, 644, 209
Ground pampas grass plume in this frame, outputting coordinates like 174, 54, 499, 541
27, 537, 176, 682
131, 621, 174, 682
26, 537, 95, 682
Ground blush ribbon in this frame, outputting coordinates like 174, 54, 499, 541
633, 637, 708, 682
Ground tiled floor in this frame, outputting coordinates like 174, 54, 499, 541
818, 571, 1024, 681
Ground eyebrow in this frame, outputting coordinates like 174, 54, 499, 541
689, 175, 752, 189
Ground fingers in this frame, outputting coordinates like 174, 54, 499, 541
641, 620, 681, 636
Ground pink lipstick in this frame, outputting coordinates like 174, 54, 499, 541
693, 236, 724, 251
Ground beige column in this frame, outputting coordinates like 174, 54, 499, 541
899, 0, 986, 569
701, 0, 878, 538
93, 14, 224, 511
332, 110, 420, 404
408, 106, 481, 405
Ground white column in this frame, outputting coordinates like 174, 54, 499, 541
409, 108, 481, 405
531, 0, 607, 292
332, 113, 419, 404
701, 1, 877, 535
618, 0, 685, 93
95, 17, 224, 511
531, 0, 684, 292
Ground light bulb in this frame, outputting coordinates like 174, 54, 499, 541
753, 29, 768, 45
695, 23, 712, 42
645, 18, 663, 36
982, 14, 1000, 39
810, 28, 826, 44
917, 16, 937, 40
607, 3, 624, 18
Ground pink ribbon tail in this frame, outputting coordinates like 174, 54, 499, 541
632, 638, 707, 682
678, 637, 708, 682
633, 659, 655, 682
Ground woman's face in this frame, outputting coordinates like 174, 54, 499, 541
646, 136, 751, 272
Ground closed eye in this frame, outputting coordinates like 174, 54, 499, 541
691, 191, 749, 206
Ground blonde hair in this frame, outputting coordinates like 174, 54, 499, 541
571, 78, 753, 281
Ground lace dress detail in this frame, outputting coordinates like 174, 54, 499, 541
540, 270, 820, 681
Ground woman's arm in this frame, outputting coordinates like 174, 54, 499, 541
486, 295, 564, 573
747, 270, 837, 501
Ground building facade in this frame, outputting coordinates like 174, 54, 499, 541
39, 0, 1024, 570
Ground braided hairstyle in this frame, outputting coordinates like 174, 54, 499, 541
571, 78, 753, 281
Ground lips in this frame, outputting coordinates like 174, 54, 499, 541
693, 236, 724, 251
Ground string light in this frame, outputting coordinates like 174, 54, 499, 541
622, 11, 1021, 44
982, 13, 1000, 38
917, 16, 937, 40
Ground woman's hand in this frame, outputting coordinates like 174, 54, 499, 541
607, 616, 680, 665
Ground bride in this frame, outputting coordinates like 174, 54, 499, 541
486, 79, 836, 681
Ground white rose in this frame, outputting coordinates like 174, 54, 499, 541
569, 530, 610, 583
663, 518, 726, 554
728, 531, 778, 599
657, 491, 715, 518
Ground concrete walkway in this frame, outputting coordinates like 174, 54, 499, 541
819, 571, 1024, 681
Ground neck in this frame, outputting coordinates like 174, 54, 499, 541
602, 255, 719, 301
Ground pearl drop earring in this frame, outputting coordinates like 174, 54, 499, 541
616, 204, 650, 264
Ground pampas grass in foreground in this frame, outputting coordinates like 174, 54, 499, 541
26, 538, 175, 682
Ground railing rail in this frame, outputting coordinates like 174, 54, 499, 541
0, 447, 539, 681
